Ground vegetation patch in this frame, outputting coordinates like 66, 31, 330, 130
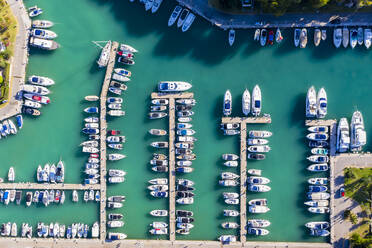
0, 0, 18, 107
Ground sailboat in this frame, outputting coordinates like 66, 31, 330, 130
275, 28, 283, 43
97, 41, 112, 68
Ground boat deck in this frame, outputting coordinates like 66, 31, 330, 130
221, 115, 271, 242
150, 92, 194, 241
99, 41, 119, 241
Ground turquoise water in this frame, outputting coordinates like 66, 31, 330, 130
1, 0, 371, 242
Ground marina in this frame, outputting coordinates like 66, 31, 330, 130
0, 0, 371, 246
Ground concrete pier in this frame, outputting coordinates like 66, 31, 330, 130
221, 115, 271, 242
151, 92, 194, 241
99, 41, 119, 241
0, 183, 100, 190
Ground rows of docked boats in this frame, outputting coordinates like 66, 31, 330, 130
168, 5, 196, 32
97, 40, 137, 69
21, 75, 54, 117
223, 85, 263, 119
36, 159, 65, 183
138, 0, 164, 14
148, 208, 194, 235
253, 28, 283, 47
1, 221, 100, 239
28, 6, 60, 50
333, 27, 371, 49
0, 115, 23, 139
0, 189, 66, 207
337, 111, 366, 153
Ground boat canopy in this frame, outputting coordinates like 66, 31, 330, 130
34, 29, 44, 35
31, 77, 39, 82
255, 100, 261, 108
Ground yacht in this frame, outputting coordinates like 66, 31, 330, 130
223, 209, 239, 217
168, 6, 182, 26
247, 138, 268, 145
342, 27, 349, 48
304, 200, 329, 207
305, 221, 329, 229
248, 184, 271, 192
314, 29, 321, 46
307, 164, 329, 172
31, 29, 57, 40
333, 28, 342, 48
108, 154, 126, 161
307, 155, 329, 163
249, 205, 270, 213
223, 192, 239, 199
150, 209, 168, 217
222, 153, 238, 160
364, 28, 372, 49
97, 41, 112, 68
158, 81, 192, 92
181, 13, 195, 32
350, 29, 358, 48
228, 29, 235, 46
29, 37, 59, 50
260, 29, 267, 46
308, 177, 328, 185
72, 190, 78, 202
32, 20, 54, 28
337, 118, 350, 153
28, 75, 55, 86
242, 89, 250, 116
249, 130, 272, 138
357, 27, 363, 45
300, 28, 307, 48
247, 228, 269, 236
248, 198, 267, 206
22, 84, 50, 95
218, 235, 237, 242
247, 169, 262, 176
350, 111, 366, 151
308, 126, 328, 133
119, 43, 138, 53
108, 110, 125, 116
248, 145, 270, 153
221, 172, 239, 180
308, 207, 330, 214
306, 86, 317, 118
247, 176, 270, 184
317, 88, 327, 118
251, 85, 261, 116
294, 28, 301, 47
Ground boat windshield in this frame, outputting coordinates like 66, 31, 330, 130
31, 77, 38, 82
320, 102, 327, 108
35, 29, 43, 35
224, 101, 231, 110
254, 100, 261, 108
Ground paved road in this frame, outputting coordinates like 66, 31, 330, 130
331, 153, 372, 248
0, 0, 30, 120
177, 0, 372, 29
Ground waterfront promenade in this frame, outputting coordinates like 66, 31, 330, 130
177, 0, 372, 30
0, 0, 30, 120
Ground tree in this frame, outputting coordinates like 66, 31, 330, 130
310, 0, 330, 8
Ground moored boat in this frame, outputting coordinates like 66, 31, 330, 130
334, 28, 342, 48
251, 85, 261, 116
342, 27, 349, 48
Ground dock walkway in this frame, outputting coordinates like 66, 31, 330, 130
221, 115, 271, 242
151, 92, 194, 241
99, 41, 118, 241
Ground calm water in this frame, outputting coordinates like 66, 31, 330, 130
1, 0, 372, 242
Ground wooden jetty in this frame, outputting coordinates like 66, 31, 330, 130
221, 115, 272, 242
151, 91, 194, 241
99, 41, 119, 241
0, 183, 100, 190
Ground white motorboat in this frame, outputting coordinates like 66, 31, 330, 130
308, 126, 328, 133
223, 192, 239, 199
357, 27, 363, 45
151, 0, 163, 13
150, 210, 168, 217
260, 29, 267, 46
247, 138, 268, 145
158, 81, 192, 92
32, 20, 54, 28
80, 140, 98, 147
31, 29, 57, 40
317, 88, 327, 118
247, 176, 270, 184
29, 37, 59, 50
221, 172, 239, 180
350, 29, 358, 48
254, 29, 260, 41
248, 184, 271, 192
108, 110, 125, 116
177, 179, 194, 186
85, 95, 99, 102
22, 84, 50, 95
145, 0, 154, 11
218, 235, 236, 242
107, 232, 127, 240
247, 227, 269, 236
149, 112, 167, 119
223, 90, 232, 116
108, 169, 126, 177
225, 198, 239, 204
177, 8, 189, 28
223, 210, 239, 217
149, 178, 168, 185
306, 86, 317, 118
150, 222, 168, 229
249, 130, 272, 138
342, 27, 349, 48
82, 146, 99, 153
119, 43, 138, 53
307, 164, 329, 172
294, 28, 301, 47
247, 169, 261, 176
148, 185, 168, 191
149, 129, 167, 136
222, 153, 239, 160
307, 155, 329, 163
321, 29, 327, 40
248, 145, 270, 153
314, 28, 321, 46
107, 221, 124, 228
149, 228, 168, 235
247, 219, 271, 228
28, 75, 55, 86
350, 111, 366, 151
151, 141, 168, 148
108, 103, 122, 110
337, 117, 350, 153
364, 28, 372, 49
176, 197, 194, 204
275, 28, 283, 43
221, 222, 239, 229
304, 200, 329, 207
251, 85, 261, 116
224, 161, 238, 167
24, 100, 42, 109
8, 167, 15, 182
168, 6, 182, 26
300, 28, 307, 48
29, 7, 43, 18
228, 29, 235, 46
333, 28, 342, 48
108, 177, 125, 183
306, 132, 328, 141
112, 73, 130, 83
219, 179, 238, 187
305, 221, 329, 229
308, 177, 328, 185
97, 41, 112, 68
242, 89, 250, 116
308, 207, 329, 214
181, 13, 195, 32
